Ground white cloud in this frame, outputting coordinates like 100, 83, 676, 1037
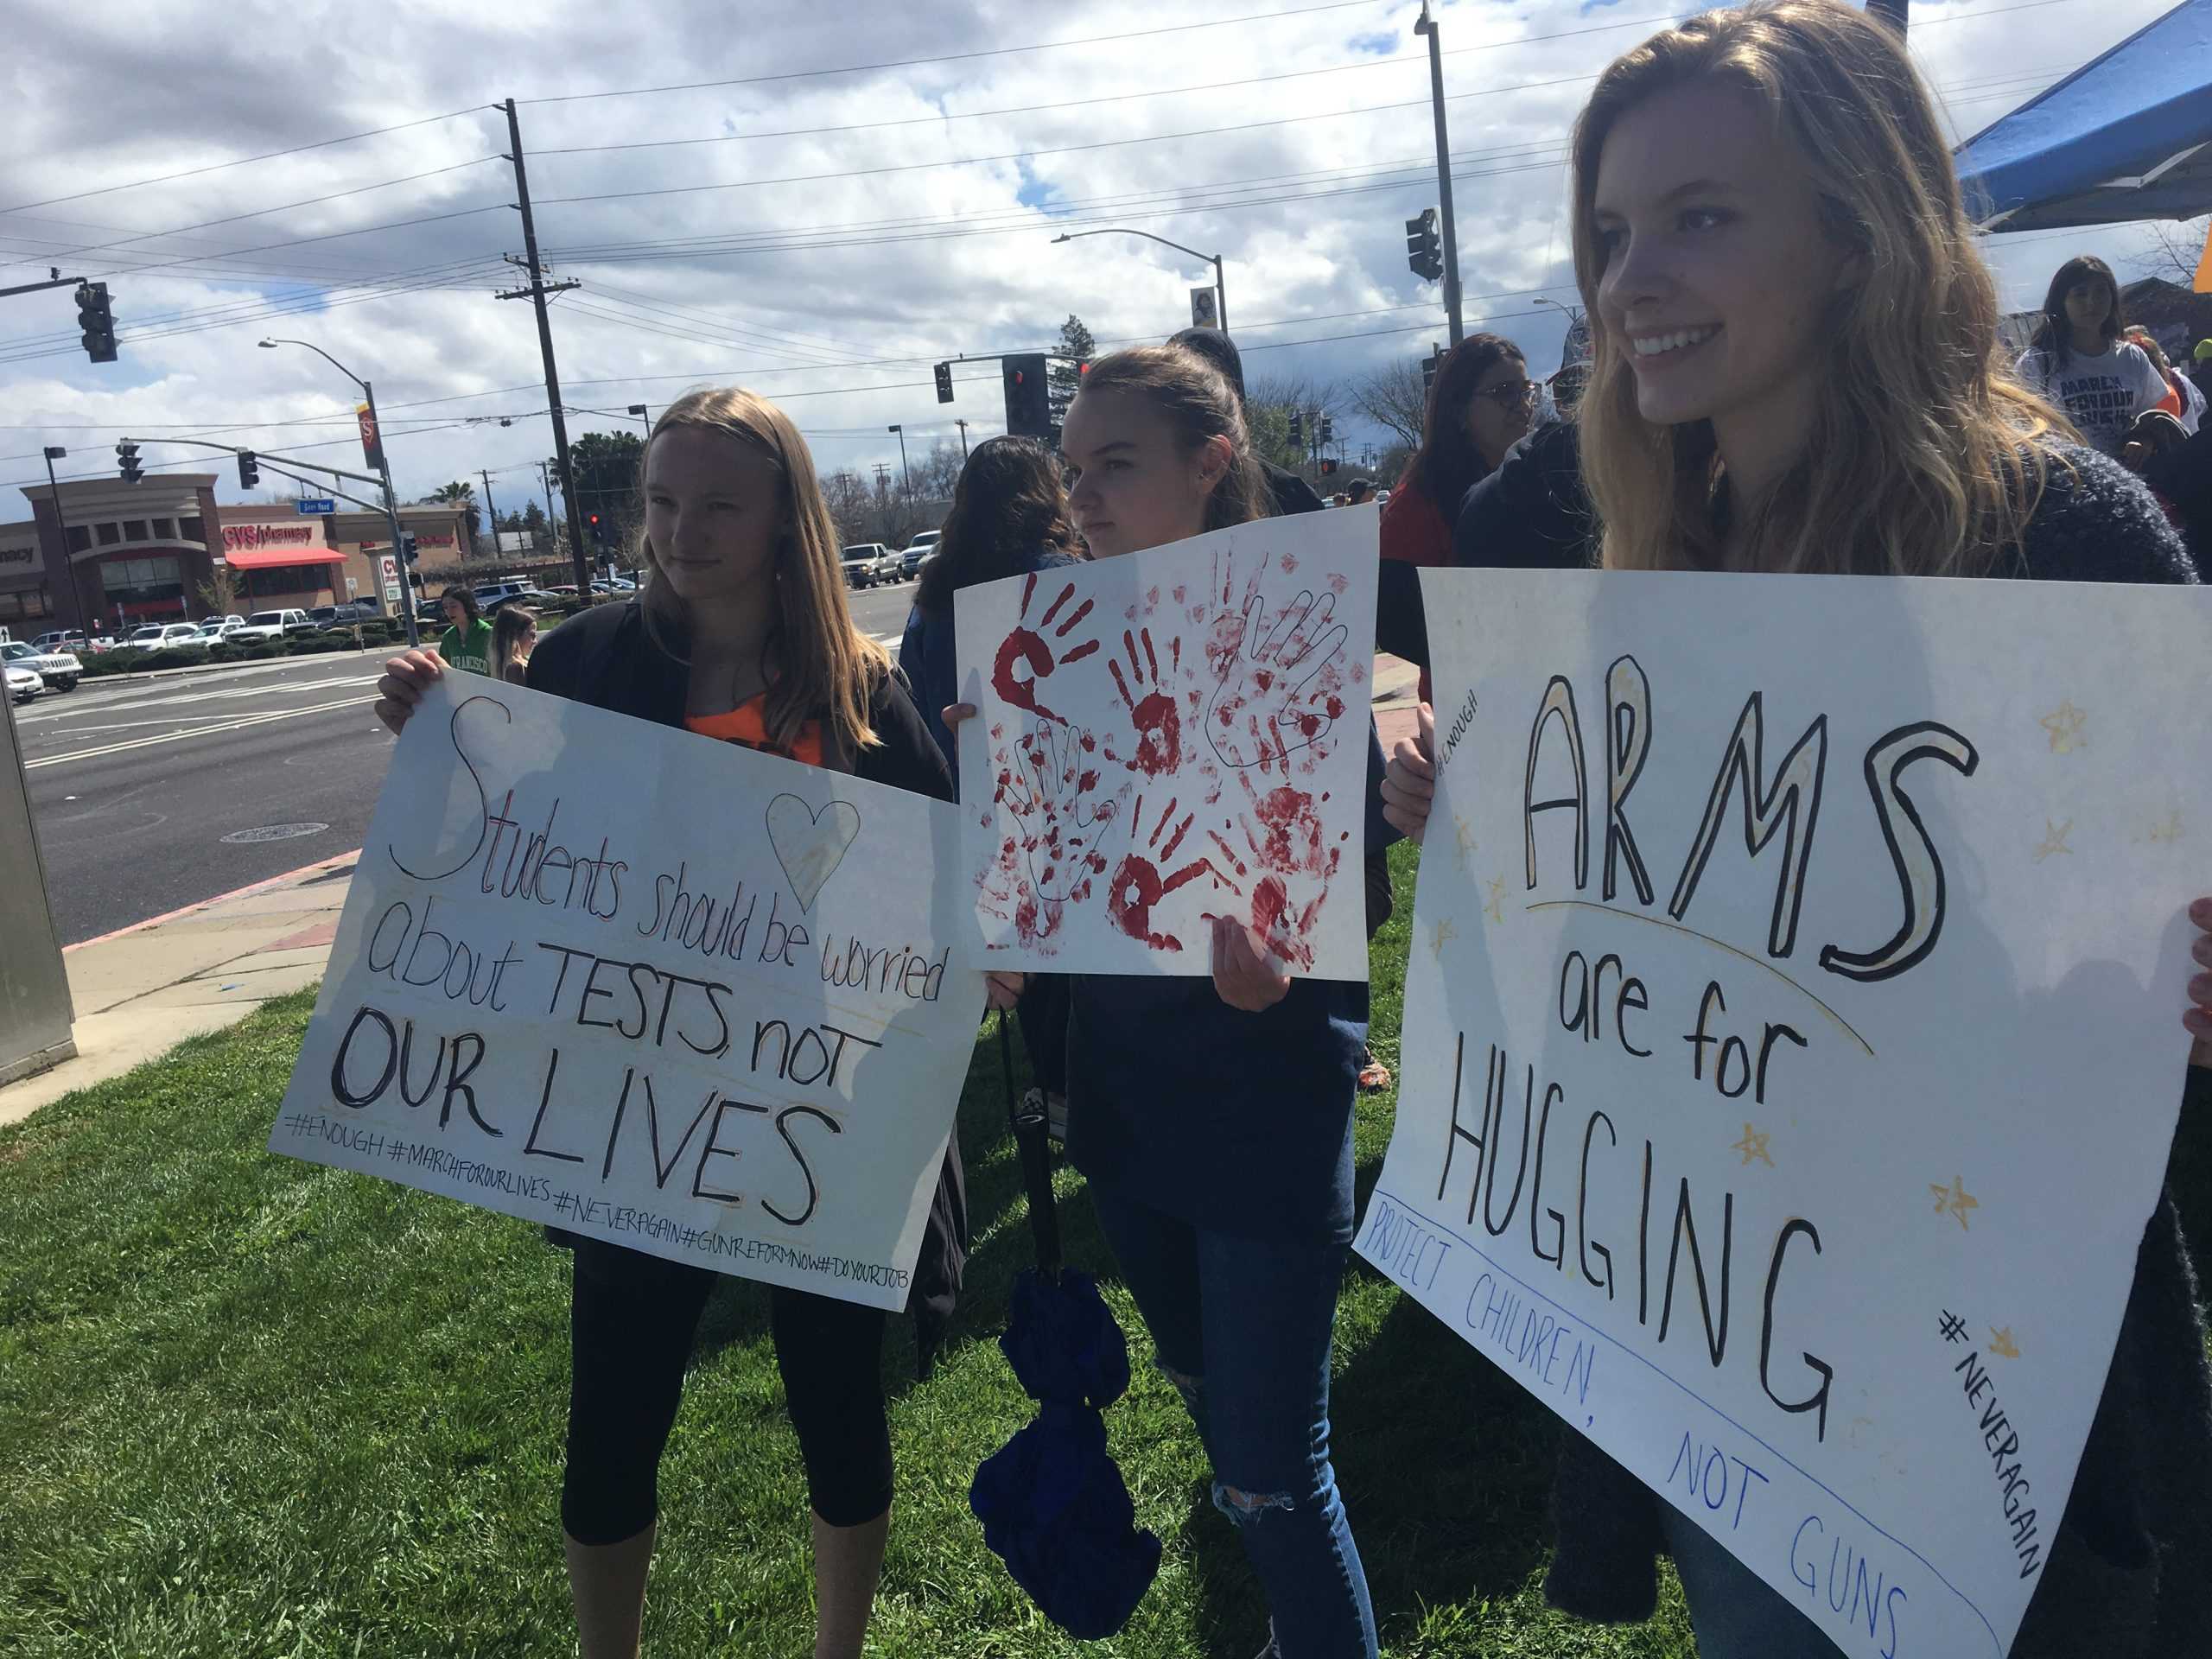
0, 0, 2188, 508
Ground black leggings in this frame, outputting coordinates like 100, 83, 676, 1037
561, 1237, 893, 1543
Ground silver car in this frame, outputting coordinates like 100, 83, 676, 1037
1, 639, 81, 690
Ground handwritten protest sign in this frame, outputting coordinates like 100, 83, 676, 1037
268, 676, 983, 1311
1357, 567, 2210, 1657
954, 506, 1377, 976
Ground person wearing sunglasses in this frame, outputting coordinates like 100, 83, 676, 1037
1380, 334, 1537, 574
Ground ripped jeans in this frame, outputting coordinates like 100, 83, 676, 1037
1091, 1186, 1377, 1659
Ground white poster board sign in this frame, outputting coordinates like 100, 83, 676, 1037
1357, 567, 2209, 1657
268, 676, 984, 1310
954, 507, 1378, 977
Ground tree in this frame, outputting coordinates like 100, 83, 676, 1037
569, 431, 646, 552
918, 439, 965, 501
198, 565, 240, 618
423, 481, 480, 543
519, 500, 550, 550
1048, 314, 1097, 429
822, 469, 874, 543
2135, 216, 2209, 289
1347, 355, 1431, 453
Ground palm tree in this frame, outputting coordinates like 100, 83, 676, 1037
424, 481, 481, 543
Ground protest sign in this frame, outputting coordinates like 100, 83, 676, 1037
953, 506, 1378, 977
1357, 567, 2210, 1657
268, 676, 983, 1311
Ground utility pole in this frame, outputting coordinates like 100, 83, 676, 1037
872, 463, 891, 502
479, 469, 499, 562
955, 418, 969, 458
497, 98, 590, 598
1415, 3, 1466, 346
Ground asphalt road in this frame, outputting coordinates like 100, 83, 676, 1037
15, 581, 922, 945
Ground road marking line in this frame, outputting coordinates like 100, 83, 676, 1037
24, 673, 383, 721
27, 696, 384, 769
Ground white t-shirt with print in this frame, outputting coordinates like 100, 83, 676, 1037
2013, 340, 2169, 456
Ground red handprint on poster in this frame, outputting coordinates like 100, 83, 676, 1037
991, 572, 1102, 725
958, 508, 1377, 975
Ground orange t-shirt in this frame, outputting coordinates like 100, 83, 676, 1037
684, 693, 824, 766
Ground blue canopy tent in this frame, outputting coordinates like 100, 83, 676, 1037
1953, 0, 2212, 232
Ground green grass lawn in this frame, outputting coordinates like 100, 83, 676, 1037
44, 833, 2182, 1655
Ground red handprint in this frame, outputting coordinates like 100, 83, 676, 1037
1204, 772, 1345, 970
1104, 625, 1189, 779
995, 718, 1126, 907
1206, 586, 1351, 774
993, 572, 1101, 725
1104, 791, 1240, 954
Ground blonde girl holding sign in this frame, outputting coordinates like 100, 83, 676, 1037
1379, 3, 2212, 1655
375, 388, 1017, 1659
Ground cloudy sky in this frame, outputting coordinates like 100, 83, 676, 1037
0, 0, 2190, 518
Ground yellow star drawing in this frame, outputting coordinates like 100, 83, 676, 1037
1930, 1174, 1980, 1231
2032, 819, 2073, 862
2148, 811, 2183, 844
1453, 815, 1478, 867
1483, 875, 1507, 925
1429, 915, 1456, 958
2038, 700, 2088, 754
1731, 1123, 1774, 1167
1987, 1326, 2022, 1360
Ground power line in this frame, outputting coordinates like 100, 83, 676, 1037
516, 1, 1379, 105
0, 105, 495, 219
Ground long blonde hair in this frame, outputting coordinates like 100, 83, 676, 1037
637, 387, 888, 754
1570, 0, 2065, 575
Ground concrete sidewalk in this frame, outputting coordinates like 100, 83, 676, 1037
0, 655, 1427, 1129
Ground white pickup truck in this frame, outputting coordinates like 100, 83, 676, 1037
229, 608, 315, 643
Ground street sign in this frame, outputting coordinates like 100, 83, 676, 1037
1190, 286, 1219, 329
345, 576, 358, 596
296, 498, 335, 515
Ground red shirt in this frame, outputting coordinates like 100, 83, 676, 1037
1378, 472, 1453, 569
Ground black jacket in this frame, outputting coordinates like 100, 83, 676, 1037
525, 599, 951, 802
1544, 448, 2212, 1657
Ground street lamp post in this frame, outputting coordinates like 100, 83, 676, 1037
627, 404, 652, 429
955, 418, 969, 458
39, 447, 75, 612
1052, 229, 1226, 332
1414, 3, 1466, 346
888, 424, 912, 503
258, 338, 420, 646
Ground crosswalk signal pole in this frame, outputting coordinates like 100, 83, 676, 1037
1414, 3, 1465, 346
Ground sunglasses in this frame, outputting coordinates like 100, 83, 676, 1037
1476, 379, 1543, 409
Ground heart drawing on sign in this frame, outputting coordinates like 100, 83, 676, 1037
766, 793, 862, 912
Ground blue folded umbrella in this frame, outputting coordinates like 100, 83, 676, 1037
1001, 1266, 1129, 1409
970, 1401, 1164, 1640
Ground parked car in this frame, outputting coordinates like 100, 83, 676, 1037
897, 531, 940, 579
30, 630, 91, 653
2, 639, 80, 690
470, 581, 539, 613
314, 600, 382, 631
194, 616, 247, 644
231, 609, 316, 643
128, 622, 208, 651
5, 660, 41, 702
840, 543, 893, 588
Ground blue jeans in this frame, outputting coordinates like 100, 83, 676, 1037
1663, 1507, 1848, 1659
1091, 1186, 1377, 1659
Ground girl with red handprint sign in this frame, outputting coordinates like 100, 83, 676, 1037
967, 346, 1398, 1658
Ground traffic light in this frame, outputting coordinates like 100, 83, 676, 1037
1423, 346, 1443, 400
116, 440, 142, 484
1406, 208, 1443, 283
1320, 457, 1339, 476
1319, 416, 1334, 445
399, 531, 419, 565
1288, 410, 1303, 447
933, 361, 954, 404
1002, 353, 1051, 440
76, 281, 117, 363
237, 450, 259, 489
588, 512, 608, 547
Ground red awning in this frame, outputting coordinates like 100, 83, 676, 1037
222, 546, 346, 569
